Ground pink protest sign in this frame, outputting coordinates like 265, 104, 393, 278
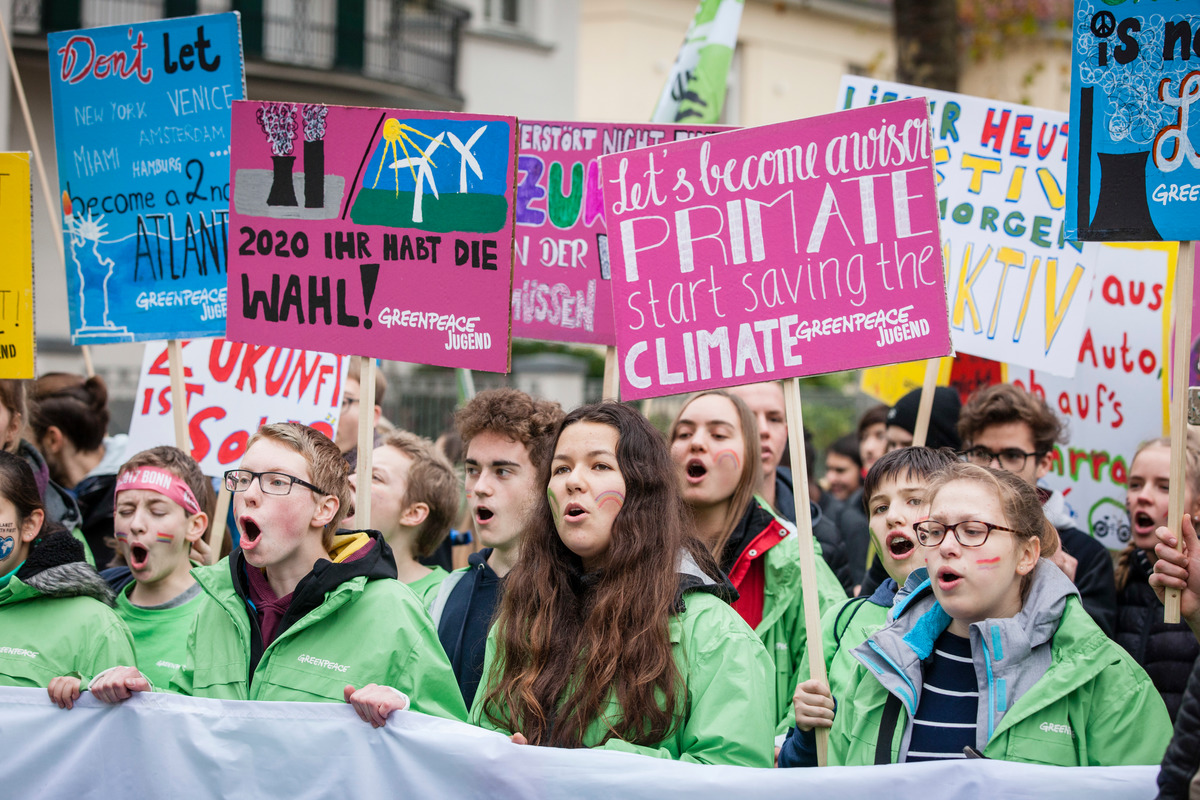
227, 102, 517, 372
599, 98, 952, 400
513, 121, 726, 345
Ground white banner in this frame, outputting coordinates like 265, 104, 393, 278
0, 688, 1157, 799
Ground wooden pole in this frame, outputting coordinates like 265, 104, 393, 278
167, 340, 189, 451
205, 485, 231, 565
782, 377, 829, 766
911, 358, 940, 448
354, 356, 376, 528
1166, 241, 1195, 623
602, 345, 619, 400
0, 11, 95, 375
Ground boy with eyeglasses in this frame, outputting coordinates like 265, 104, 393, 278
958, 383, 1117, 636
87, 423, 467, 727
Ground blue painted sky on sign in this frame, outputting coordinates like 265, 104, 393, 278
360, 118, 511, 196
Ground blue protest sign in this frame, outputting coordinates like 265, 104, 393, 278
48, 13, 245, 343
1067, 1, 1200, 241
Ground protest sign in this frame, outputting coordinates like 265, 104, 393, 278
0, 153, 33, 378
1067, 1, 1200, 241
841, 77, 1097, 377
127, 338, 348, 477
514, 121, 726, 345
600, 98, 951, 401
48, 13, 245, 344
1008, 242, 1174, 549
226, 102, 517, 372
860, 353, 1006, 408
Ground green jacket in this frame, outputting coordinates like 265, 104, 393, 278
799, 577, 898, 691
0, 535, 135, 687
728, 498, 847, 733
831, 563, 1171, 766
471, 559, 776, 767
170, 531, 467, 722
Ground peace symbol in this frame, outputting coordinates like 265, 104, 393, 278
1091, 11, 1116, 38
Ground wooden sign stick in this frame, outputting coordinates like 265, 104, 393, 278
602, 346, 619, 400
782, 377, 829, 766
911, 358, 941, 448
167, 340, 190, 451
1166, 241, 1196, 624
354, 356, 376, 527
205, 485, 230, 565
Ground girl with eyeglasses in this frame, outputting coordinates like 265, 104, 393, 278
820, 462, 1169, 766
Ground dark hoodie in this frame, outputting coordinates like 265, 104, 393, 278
772, 467, 856, 593
431, 547, 504, 708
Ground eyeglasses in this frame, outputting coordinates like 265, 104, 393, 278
912, 519, 1019, 547
340, 396, 360, 411
960, 446, 1042, 472
223, 469, 328, 496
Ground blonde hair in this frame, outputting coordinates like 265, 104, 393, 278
669, 389, 762, 560
380, 430, 459, 558
246, 422, 353, 550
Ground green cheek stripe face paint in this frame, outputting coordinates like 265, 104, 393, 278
547, 486, 561, 521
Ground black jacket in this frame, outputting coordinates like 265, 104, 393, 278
432, 547, 504, 709
773, 468, 854, 593
1158, 651, 1200, 799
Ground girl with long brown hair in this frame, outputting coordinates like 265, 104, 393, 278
668, 389, 847, 733
472, 401, 774, 766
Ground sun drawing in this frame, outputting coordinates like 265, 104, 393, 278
373, 118, 442, 196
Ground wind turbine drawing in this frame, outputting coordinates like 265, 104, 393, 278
389, 132, 444, 223
448, 126, 486, 192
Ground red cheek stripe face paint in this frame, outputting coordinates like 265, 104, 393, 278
156, 532, 176, 543
976, 556, 1001, 570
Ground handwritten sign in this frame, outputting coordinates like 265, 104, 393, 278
127, 338, 349, 476
599, 99, 950, 400
1009, 242, 1174, 549
1067, 2, 1200, 241
842, 77, 1097, 377
226, 102, 517, 371
860, 353, 1006, 408
0, 153, 33, 378
48, 13, 245, 344
513, 121, 726, 345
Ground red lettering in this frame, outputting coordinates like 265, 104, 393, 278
1102, 275, 1124, 305
217, 429, 249, 466
265, 349, 295, 397
235, 344, 270, 393
188, 406, 226, 463
1150, 283, 1164, 311
1058, 391, 1072, 416
310, 421, 334, 439
1036, 123, 1058, 159
981, 109, 1010, 153
1011, 114, 1033, 157
56, 30, 152, 85
1091, 450, 1110, 481
156, 387, 171, 416
209, 340, 242, 383
1078, 329, 1098, 367
1129, 281, 1146, 305
1139, 349, 1157, 374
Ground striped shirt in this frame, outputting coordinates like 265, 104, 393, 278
906, 630, 978, 762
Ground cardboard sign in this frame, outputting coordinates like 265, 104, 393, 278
1008, 242, 1175, 549
842, 77, 1098, 377
1067, 1, 1200, 241
599, 98, 951, 401
513, 121, 726, 345
0, 153, 33, 378
226, 102, 517, 371
48, 13, 245, 344
127, 338, 349, 476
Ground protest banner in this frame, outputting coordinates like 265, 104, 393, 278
514, 121, 726, 346
0, 153, 33, 379
1066, 1, 1200, 242
127, 338, 348, 477
860, 353, 1006, 407
841, 77, 1097, 377
1007, 242, 1174, 549
0, 687, 1159, 799
47, 13, 244, 345
226, 102, 517, 372
601, 98, 949, 761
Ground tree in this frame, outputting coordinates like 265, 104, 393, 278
894, 0, 961, 91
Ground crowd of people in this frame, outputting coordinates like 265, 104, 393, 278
1, 373, 1198, 791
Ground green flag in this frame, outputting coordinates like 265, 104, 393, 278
651, 0, 744, 124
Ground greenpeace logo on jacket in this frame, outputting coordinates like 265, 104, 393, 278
1039, 721, 1073, 737
297, 654, 350, 672
0, 646, 38, 658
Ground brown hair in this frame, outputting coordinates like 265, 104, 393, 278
926, 462, 1059, 597
455, 388, 564, 472
669, 389, 762, 559
480, 402, 721, 748
246, 422, 353, 550
379, 430, 458, 558
958, 383, 1066, 455
857, 403, 889, 439
118, 446, 229, 558
863, 446, 959, 510
1115, 433, 1200, 590
0, 449, 46, 533
29, 373, 111, 452
0, 380, 26, 453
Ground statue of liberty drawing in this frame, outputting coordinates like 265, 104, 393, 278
63, 190, 130, 341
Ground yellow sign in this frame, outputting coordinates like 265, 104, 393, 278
860, 358, 954, 407
0, 153, 32, 378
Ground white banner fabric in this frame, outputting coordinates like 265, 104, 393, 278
0, 687, 1160, 799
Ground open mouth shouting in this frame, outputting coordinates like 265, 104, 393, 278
128, 541, 151, 571
886, 531, 916, 561
936, 566, 963, 591
474, 505, 495, 526
1131, 510, 1159, 535
240, 516, 263, 550
685, 459, 708, 484
563, 502, 588, 522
